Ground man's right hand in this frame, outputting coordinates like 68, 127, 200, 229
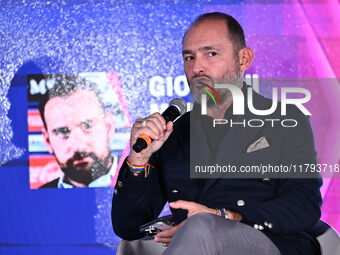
154, 220, 185, 247
128, 112, 174, 165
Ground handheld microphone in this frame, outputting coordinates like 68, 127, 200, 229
132, 98, 187, 153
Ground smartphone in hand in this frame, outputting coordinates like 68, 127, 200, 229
139, 215, 174, 236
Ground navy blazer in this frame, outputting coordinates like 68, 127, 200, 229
112, 87, 322, 255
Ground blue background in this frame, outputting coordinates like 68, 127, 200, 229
1, 0, 339, 254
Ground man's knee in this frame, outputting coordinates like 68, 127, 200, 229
167, 213, 218, 251
163, 214, 219, 255
169, 213, 280, 255
181, 213, 220, 234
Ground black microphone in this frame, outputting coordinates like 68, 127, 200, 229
132, 98, 187, 153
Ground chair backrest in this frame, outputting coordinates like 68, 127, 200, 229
309, 220, 340, 255
316, 226, 340, 255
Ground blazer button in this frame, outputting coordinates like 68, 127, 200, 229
237, 200, 245, 207
258, 225, 264, 230
117, 181, 123, 188
254, 224, 259, 230
268, 223, 273, 229
171, 189, 179, 194
262, 178, 270, 182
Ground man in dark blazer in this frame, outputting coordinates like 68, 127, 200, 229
112, 12, 322, 255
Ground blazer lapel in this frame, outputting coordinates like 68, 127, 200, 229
200, 88, 266, 194
189, 108, 214, 168
215, 115, 262, 166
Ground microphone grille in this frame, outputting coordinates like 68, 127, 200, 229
169, 98, 187, 116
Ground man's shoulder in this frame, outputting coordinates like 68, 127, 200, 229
251, 88, 309, 121
39, 178, 60, 188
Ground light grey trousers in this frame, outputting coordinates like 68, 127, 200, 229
162, 213, 281, 255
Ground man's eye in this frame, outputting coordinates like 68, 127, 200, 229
54, 127, 70, 138
81, 121, 93, 131
184, 56, 194, 61
208, 52, 217, 57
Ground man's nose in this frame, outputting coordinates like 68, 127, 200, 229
68, 128, 89, 152
192, 57, 205, 75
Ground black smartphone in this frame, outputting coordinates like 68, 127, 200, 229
139, 215, 174, 236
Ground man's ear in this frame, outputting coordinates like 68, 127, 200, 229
238, 47, 255, 72
104, 111, 115, 140
42, 128, 54, 154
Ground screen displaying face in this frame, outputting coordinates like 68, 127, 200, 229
27, 72, 131, 189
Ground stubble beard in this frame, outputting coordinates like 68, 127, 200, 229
59, 150, 113, 186
190, 59, 243, 108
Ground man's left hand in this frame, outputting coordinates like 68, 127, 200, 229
169, 200, 242, 221
154, 200, 242, 246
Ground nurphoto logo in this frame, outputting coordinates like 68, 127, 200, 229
200, 84, 311, 128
